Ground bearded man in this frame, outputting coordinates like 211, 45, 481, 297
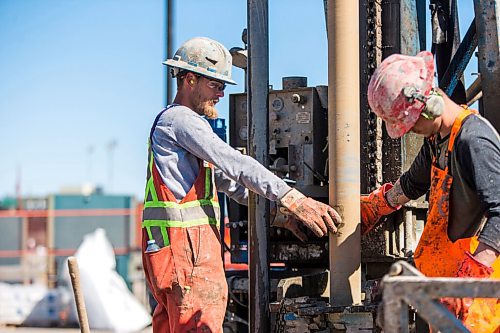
141, 37, 342, 333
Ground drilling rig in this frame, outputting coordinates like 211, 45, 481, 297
221, 1, 500, 332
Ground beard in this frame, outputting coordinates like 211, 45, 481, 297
194, 91, 219, 119
194, 98, 219, 119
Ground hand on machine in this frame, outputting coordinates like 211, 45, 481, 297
271, 205, 308, 242
278, 188, 342, 239
360, 183, 401, 235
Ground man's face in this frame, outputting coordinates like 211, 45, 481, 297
410, 114, 440, 138
189, 73, 225, 119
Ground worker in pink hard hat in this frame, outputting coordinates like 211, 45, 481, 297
367, 51, 437, 138
362, 51, 500, 332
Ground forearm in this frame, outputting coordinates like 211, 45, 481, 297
472, 242, 499, 267
477, 214, 500, 254
214, 169, 249, 205
385, 179, 411, 208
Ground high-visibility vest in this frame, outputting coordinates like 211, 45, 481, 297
141, 108, 220, 247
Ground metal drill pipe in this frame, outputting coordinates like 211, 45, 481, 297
327, 0, 361, 306
473, 0, 500, 131
247, 0, 270, 331
68, 257, 91, 333
165, 0, 174, 106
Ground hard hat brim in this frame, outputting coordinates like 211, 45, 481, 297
162, 60, 237, 85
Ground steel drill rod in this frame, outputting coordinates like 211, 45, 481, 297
247, 0, 271, 331
68, 256, 91, 333
328, 0, 361, 306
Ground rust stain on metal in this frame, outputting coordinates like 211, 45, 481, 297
275, 244, 324, 261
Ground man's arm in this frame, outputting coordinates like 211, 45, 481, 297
214, 168, 248, 205
472, 242, 499, 267
385, 179, 411, 208
167, 109, 341, 236
360, 142, 431, 235
169, 109, 291, 202
398, 140, 433, 200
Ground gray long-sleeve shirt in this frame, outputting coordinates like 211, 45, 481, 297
400, 114, 500, 252
150, 105, 291, 205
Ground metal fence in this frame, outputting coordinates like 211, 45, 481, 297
382, 261, 500, 333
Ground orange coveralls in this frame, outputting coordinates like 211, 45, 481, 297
142, 137, 227, 332
413, 108, 500, 332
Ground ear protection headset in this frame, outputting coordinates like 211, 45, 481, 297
402, 86, 445, 120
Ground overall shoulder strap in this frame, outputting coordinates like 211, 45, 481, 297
149, 104, 178, 141
446, 107, 476, 155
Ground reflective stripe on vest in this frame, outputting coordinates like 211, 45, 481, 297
143, 201, 221, 222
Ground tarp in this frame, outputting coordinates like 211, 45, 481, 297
61, 228, 151, 332
0, 282, 74, 327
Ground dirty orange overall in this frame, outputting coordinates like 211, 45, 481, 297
141, 111, 227, 333
413, 108, 500, 332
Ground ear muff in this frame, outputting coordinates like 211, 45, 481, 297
402, 87, 444, 120
421, 89, 444, 120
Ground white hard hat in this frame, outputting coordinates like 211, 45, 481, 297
164, 37, 236, 85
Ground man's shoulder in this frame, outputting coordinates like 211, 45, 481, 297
160, 104, 196, 120
158, 105, 208, 127
458, 114, 499, 145
453, 114, 500, 163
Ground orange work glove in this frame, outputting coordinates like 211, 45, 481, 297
279, 188, 342, 238
441, 253, 498, 332
360, 183, 400, 235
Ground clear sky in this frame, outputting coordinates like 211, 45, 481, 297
0, 0, 476, 201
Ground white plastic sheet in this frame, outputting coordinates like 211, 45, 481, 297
62, 228, 151, 332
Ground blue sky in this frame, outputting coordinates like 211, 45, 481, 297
0, 0, 476, 200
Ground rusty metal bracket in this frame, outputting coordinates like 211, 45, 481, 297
439, 19, 478, 96
382, 260, 500, 333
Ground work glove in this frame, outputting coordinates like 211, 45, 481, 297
360, 183, 400, 236
279, 188, 341, 238
271, 204, 308, 242
440, 253, 499, 332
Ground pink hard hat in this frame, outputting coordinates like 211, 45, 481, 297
367, 51, 435, 138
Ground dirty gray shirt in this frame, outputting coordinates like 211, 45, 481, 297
400, 114, 500, 252
151, 105, 291, 204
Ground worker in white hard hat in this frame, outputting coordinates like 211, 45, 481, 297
141, 37, 342, 333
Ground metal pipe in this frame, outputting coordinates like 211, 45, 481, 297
416, 0, 427, 51
165, 0, 174, 106
327, 0, 361, 306
381, 0, 403, 186
404, 209, 413, 254
382, 0, 401, 58
466, 76, 482, 104
439, 19, 478, 96
473, 0, 500, 131
431, 0, 467, 103
247, 0, 270, 331
21, 215, 28, 285
47, 195, 55, 288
